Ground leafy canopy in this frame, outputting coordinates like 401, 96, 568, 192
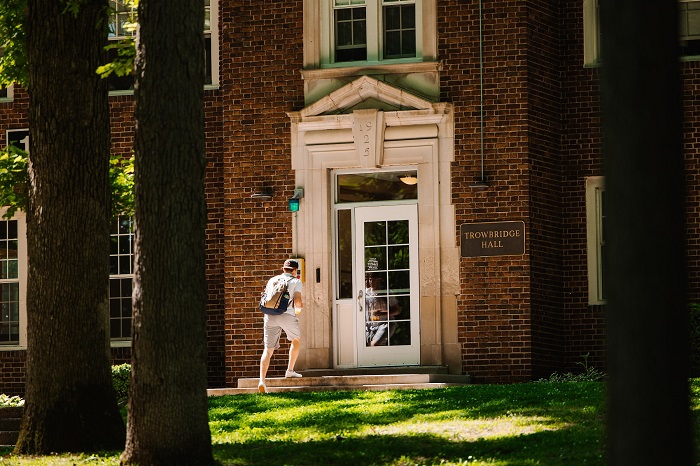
0, 0, 138, 219
0, 146, 135, 219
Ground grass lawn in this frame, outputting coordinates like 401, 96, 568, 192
0, 379, 690, 465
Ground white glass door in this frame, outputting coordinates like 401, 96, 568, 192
355, 204, 419, 366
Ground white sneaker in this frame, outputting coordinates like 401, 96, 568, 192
285, 370, 302, 378
258, 381, 267, 393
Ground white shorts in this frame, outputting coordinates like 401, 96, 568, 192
263, 312, 301, 349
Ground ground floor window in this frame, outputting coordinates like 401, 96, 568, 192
586, 176, 606, 305
110, 216, 134, 341
0, 210, 26, 348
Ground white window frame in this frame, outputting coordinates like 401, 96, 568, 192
0, 85, 13, 102
585, 176, 606, 305
319, 0, 425, 67
109, 215, 134, 347
0, 208, 27, 351
107, 0, 219, 94
584, 0, 700, 67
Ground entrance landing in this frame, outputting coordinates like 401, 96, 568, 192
207, 366, 471, 396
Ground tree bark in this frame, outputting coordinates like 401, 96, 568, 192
120, 0, 214, 464
601, 1, 693, 464
15, 0, 125, 454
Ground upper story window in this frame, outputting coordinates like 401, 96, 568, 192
106, 0, 219, 92
584, 0, 700, 66
321, 0, 423, 66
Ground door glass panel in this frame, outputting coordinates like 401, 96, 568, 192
388, 245, 409, 269
364, 219, 411, 347
337, 209, 353, 299
364, 221, 386, 246
337, 171, 417, 203
388, 219, 409, 244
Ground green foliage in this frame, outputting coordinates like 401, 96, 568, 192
690, 303, 700, 377
0, 0, 28, 88
0, 0, 141, 88
0, 148, 134, 219
96, 39, 136, 79
109, 154, 134, 217
0, 145, 28, 219
111, 363, 130, 407
0, 393, 24, 407
536, 353, 606, 383
96, 0, 138, 80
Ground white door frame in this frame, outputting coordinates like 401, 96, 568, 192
354, 204, 420, 366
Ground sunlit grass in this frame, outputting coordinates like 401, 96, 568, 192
2, 381, 608, 465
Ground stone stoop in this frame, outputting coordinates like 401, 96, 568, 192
0, 407, 23, 449
207, 367, 471, 396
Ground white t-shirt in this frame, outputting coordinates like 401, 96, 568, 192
280, 273, 302, 315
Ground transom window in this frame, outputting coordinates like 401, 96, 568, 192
325, 0, 421, 65
336, 170, 418, 203
106, 0, 219, 92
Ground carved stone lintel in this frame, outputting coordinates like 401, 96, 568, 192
352, 109, 385, 168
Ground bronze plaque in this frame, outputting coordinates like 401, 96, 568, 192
460, 221, 525, 257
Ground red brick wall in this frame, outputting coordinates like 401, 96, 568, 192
526, 1, 567, 379
440, 0, 534, 383
682, 62, 700, 303
559, 0, 606, 372
218, 1, 305, 386
0, 351, 26, 397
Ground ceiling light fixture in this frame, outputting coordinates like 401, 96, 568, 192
400, 175, 418, 185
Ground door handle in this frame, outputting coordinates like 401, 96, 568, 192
357, 289, 363, 313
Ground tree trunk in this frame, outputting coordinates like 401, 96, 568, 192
601, 1, 693, 464
15, 0, 125, 454
120, 0, 214, 464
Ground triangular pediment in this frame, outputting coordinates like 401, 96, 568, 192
299, 75, 435, 117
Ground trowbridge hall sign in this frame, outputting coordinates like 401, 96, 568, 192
460, 221, 525, 257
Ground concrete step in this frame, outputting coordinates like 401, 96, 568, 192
0, 430, 18, 448
0, 407, 22, 448
0, 418, 20, 430
207, 369, 470, 396
237, 373, 470, 389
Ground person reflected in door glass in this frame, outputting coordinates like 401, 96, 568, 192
365, 276, 400, 346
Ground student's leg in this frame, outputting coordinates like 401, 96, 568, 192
287, 337, 300, 372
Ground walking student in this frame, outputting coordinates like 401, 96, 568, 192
258, 259, 304, 393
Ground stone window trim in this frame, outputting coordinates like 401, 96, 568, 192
585, 176, 606, 305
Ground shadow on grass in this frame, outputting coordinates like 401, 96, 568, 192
212, 424, 604, 466
209, 384, 605, 465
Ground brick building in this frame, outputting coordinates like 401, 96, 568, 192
1, 0, 696, 394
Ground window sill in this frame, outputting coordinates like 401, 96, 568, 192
110, 340, 132, 348
0, 345, 26, 352
108, 84, 220, 97
301, 61, 442, 81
